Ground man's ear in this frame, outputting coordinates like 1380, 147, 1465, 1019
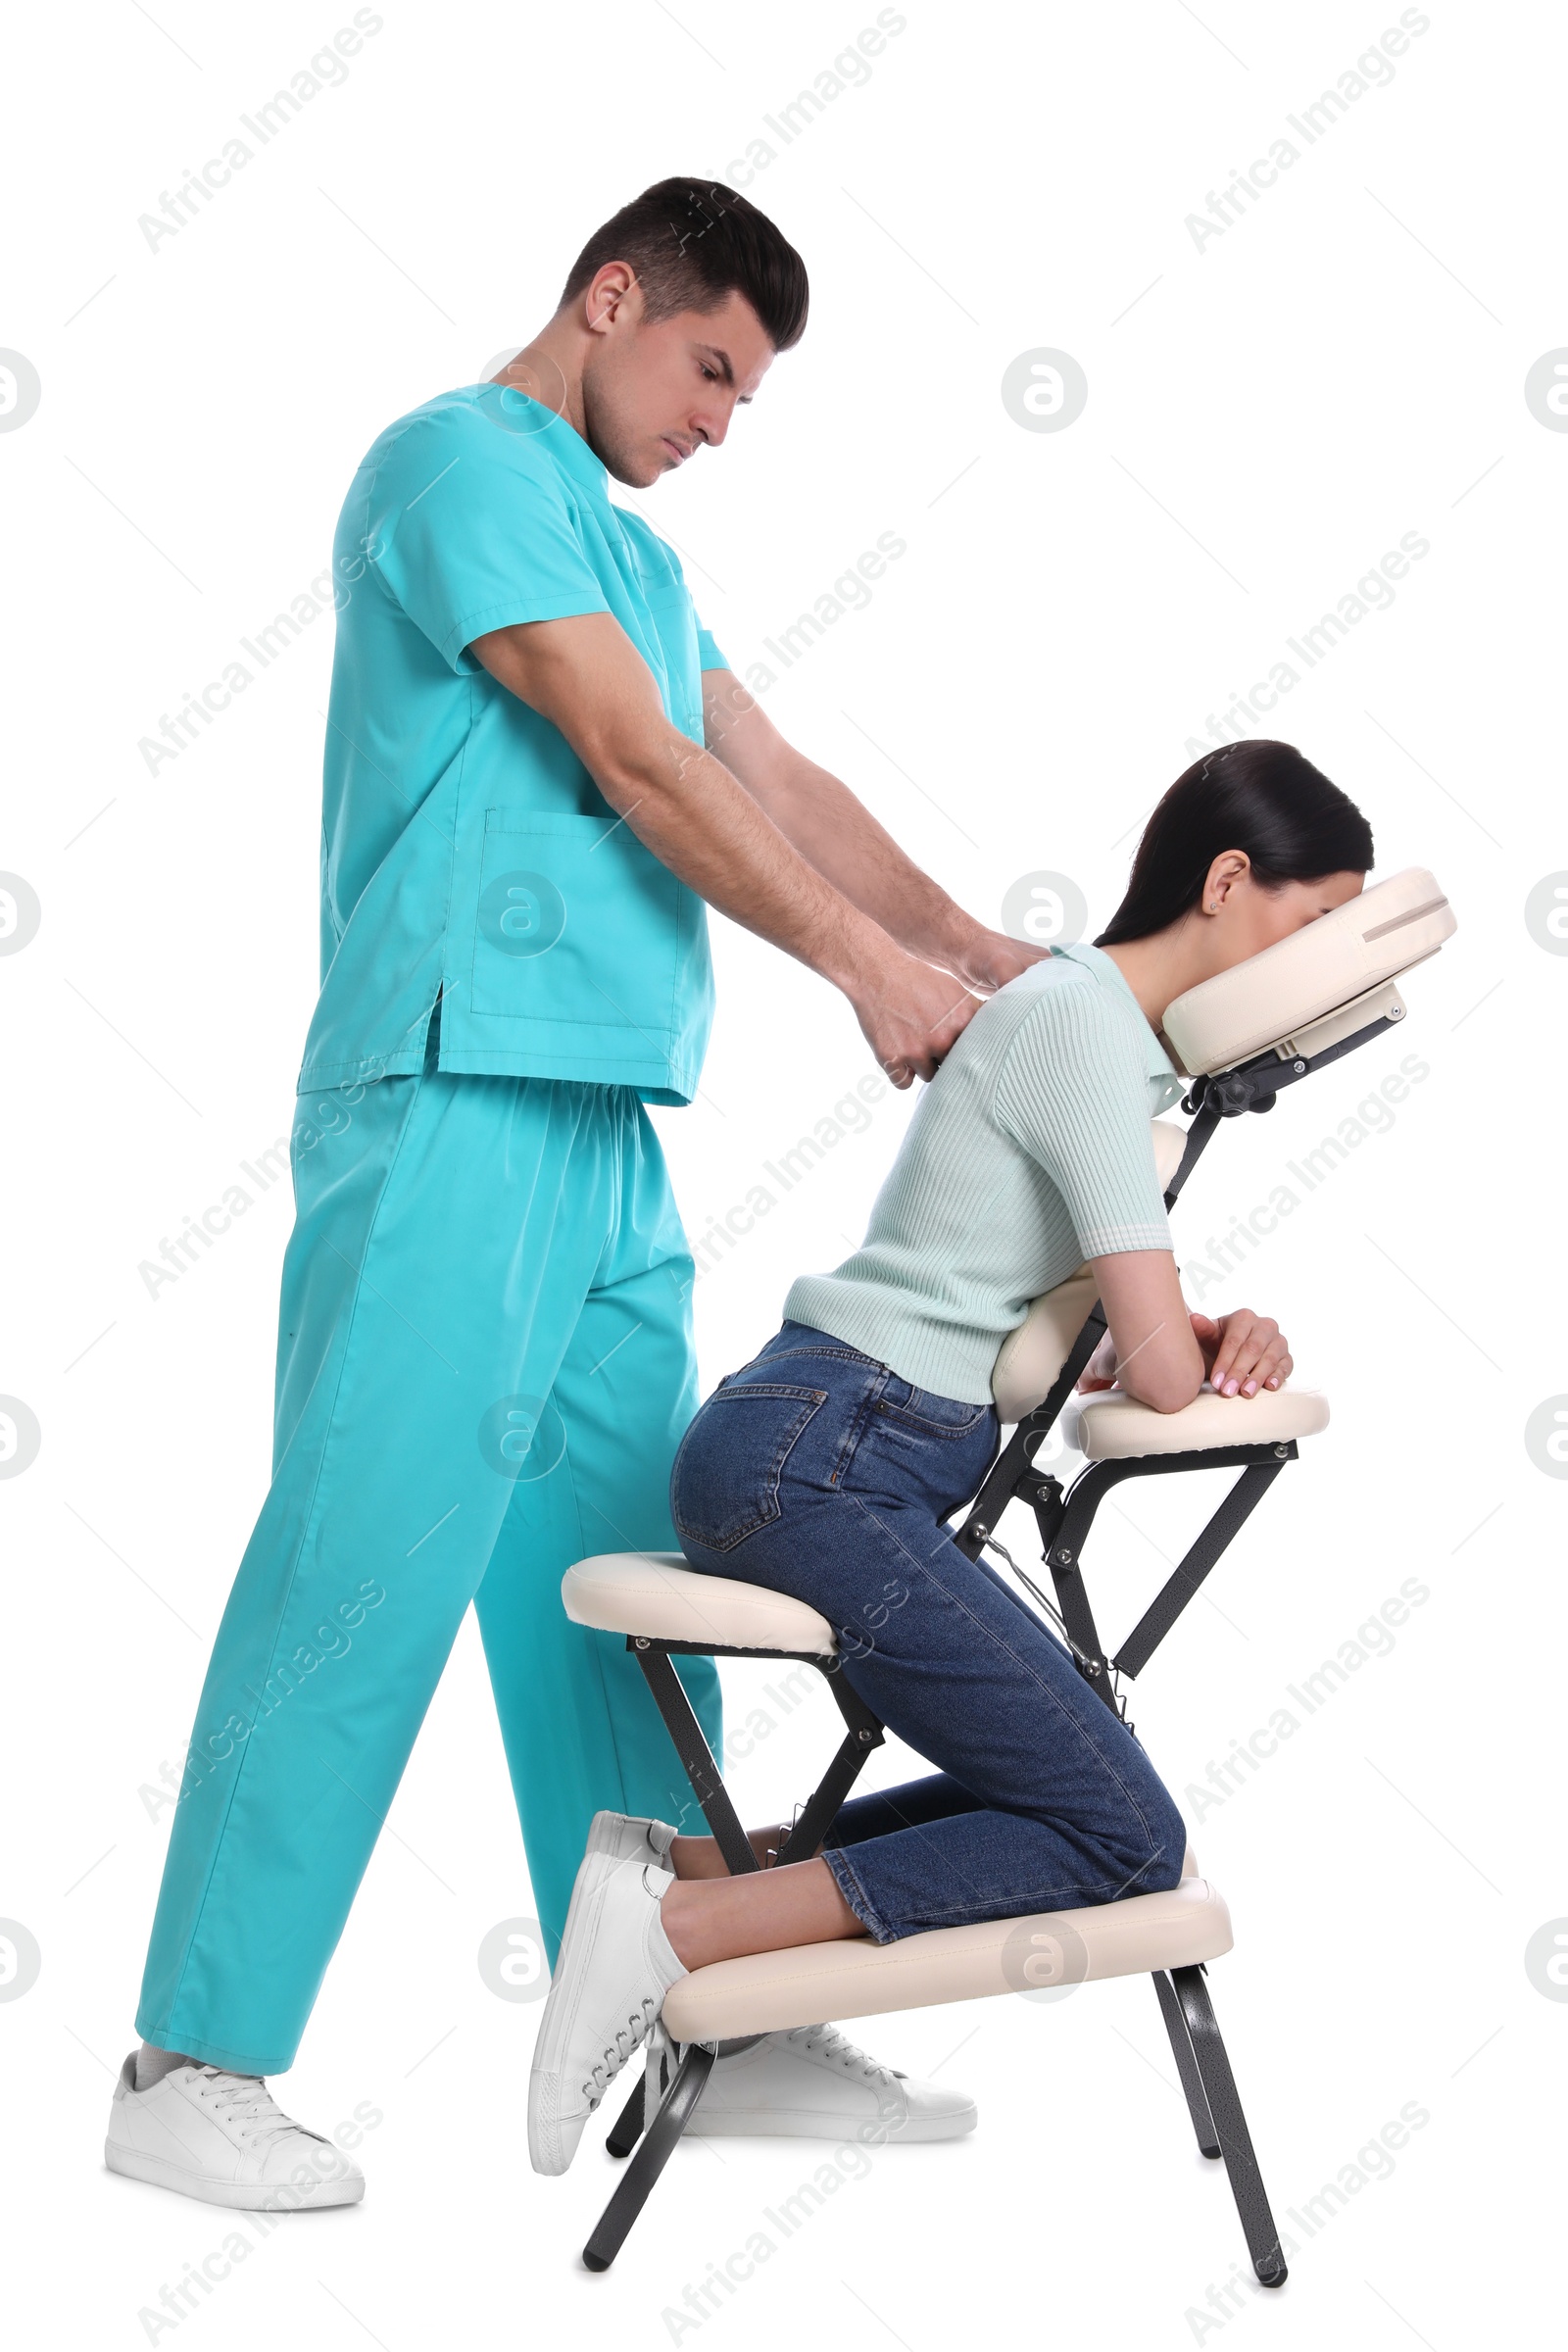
583, 262, 639, 335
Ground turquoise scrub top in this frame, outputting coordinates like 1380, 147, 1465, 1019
296, 383, 727, 1104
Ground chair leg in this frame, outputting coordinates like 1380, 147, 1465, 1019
604, 2060, 649, 2160
1170, 1966, 1287, 2288
582, 2042, 716, 2272
1152, 1971, 1220, 2158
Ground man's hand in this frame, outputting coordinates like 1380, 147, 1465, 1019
1189, 1309, 1293, 1397
847, 942, 982, 1088
940, 926, 1053, 997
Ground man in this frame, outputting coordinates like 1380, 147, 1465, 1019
108, 179, 1042, 2208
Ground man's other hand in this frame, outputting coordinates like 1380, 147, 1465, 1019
944, 926, 1054, 997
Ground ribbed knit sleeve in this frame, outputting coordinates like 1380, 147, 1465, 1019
993, 979, 1172, 1260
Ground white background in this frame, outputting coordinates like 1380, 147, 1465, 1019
2, 1, 1564, 2345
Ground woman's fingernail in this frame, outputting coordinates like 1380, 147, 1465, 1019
1265, 1376, 1280, 1389
1242, 1380, 1257, 1396
1223, 1378, 1239, 1396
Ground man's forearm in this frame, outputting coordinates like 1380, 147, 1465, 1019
742, 746, 975, 967
699, 665, 984, 973
602, 722, 892, 990
595, 720, 990, 1090
469, 612, 988, 1085
472, 619, 887, 991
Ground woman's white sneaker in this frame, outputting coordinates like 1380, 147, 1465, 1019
584, 1808, 677, 1869
105, 2053, 365, 2209
564, 1817, 977, 2148
528, 1850, 687, 2177
685, 2021, 977, 2141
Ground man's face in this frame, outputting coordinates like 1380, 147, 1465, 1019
580, 283, 777, 488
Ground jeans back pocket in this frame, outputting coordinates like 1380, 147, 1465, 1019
671, 1382, 826, 1554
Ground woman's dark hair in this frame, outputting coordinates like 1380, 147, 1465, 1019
559, 178, 808, 352
1095, 740, 1374, 946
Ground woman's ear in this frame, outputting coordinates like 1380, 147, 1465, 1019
1201, 850, 1251, 914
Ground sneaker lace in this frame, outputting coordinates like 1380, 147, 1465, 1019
785, 2021, 902, 2087
581, 1996, 660, 2110
190, 2067, 302, 2148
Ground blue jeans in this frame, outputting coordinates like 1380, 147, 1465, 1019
670, 1323, 1187, 1944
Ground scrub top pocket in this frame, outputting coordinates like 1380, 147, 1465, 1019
469, 808, 682, 1030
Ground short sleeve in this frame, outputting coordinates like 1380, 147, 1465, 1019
994, 979, 1172, 1260
695, 619, 730, 672
368, 414, 611, 673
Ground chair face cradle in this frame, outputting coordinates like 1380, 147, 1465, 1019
559, 868, 1455, 2281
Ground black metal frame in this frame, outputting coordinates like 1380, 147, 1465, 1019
580, 1636, 886, 2272
631, 1638, 887, 1879
576, 1009, 1403, 2279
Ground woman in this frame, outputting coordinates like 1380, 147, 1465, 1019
528, 741, 1373, 2172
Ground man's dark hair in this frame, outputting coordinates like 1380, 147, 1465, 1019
559, 178, 808, 351
1096, 740, 1375, 945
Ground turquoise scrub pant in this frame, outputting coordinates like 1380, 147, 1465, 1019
135, 1042, 720, 2077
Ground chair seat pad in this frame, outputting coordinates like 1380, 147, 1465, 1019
662, 1870, 1231, 2040
1061, 1383, 1329, 1460
562, 1552, 837, 1656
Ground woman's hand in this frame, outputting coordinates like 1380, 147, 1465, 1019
1189, 1309, 1292, 1398
1075, 1332, 1121, 1394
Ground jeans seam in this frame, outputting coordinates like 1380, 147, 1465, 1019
758, 1345, 886, 1369
828, 1368, 891, 1487
861, 1880, 1126, 1931
822, 1844, 894, 1943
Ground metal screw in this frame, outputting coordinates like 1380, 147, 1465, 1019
635, 1637, 650, 1650
1293, 1059, 1307, 1074
1057, 1547, 1074, 1565
1273, 1444, 1289, 1459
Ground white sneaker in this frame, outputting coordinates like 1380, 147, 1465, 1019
685, 2022, 977, 2142
528, 1850, 686, 2177
584, 1808, 677, 1869
105, 2053, 365, 2210
575, 1815, 978, 2145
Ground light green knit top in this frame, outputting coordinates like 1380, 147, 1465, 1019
783, 944, 1186, 1404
